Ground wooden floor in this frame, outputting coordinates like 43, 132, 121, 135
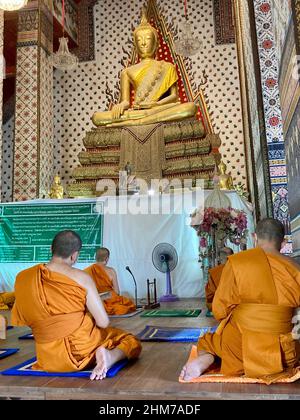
0, 298, 299, 400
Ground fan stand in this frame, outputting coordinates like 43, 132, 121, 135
160, 270, 179, 302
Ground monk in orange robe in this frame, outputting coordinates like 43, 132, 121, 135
85, 248, 136, 315
205, 247, 233, 312
0, 291, 15, 310
181, 218, 300, 383
11, 231, 141, 380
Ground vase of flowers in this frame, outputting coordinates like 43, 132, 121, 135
191, 207, 248, 271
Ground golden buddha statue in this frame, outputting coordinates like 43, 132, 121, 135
218, 161, 234, 190
92, 10, 197, 127
49, 175, 64, 199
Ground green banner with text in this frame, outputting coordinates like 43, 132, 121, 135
0, 201, 103, 263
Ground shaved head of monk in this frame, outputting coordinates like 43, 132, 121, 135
51, 230, 82, 259
96, 247, 110, 264
255, 218, 285, 251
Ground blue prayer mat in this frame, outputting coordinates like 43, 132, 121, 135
0, 348, 19, 359
136, 325, 218, 342
1, 357, 129, 378
18, 333, 34, 340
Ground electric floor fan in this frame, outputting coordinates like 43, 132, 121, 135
152, 243, 179, 302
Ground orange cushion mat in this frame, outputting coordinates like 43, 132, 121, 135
179, 345, 300, 385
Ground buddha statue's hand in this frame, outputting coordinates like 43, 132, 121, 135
111, 100, 130, 119
134, 101, 158, 110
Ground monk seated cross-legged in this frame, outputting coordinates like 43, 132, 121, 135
181, 218, 300, 383
205, 247, 234, 312
85, 248, 136, 316
11, 231, 141, 380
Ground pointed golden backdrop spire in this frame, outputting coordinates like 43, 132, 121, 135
134, 6, 158, 40
140, 7, 148, 25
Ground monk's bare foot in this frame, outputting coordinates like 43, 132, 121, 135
90, 346, 125, 381
180, 351, 214, 381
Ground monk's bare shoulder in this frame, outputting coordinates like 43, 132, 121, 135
68, 267, 95, 288
106, 266, 116, 276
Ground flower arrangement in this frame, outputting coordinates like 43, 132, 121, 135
191, 207, 248, 253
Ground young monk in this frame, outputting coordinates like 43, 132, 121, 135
85, 248, 136, 315
181, 218, 300, 383
11, 231, 141, 380
205, 247, 233, 312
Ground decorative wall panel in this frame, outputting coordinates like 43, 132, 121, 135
213, 0, 236, 44
53, 0, 247, 189
13, 42, 39, 201
39, 48, 54, 197
254, 0, 291, 246
2, 117, 14, 203
235, 0, 272, 219
53, 0, 78, 42
13, 2, 54, 201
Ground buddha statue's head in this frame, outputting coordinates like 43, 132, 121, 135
134, 9, 158, 59
54, 174, 61, 184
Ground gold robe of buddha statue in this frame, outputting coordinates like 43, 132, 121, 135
218, 161, 234, 190
92, 11, 197, 127
49, 175, 64, 199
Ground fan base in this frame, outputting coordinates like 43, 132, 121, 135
159, 294, 179, 302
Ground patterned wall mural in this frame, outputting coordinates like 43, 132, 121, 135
53, 0, 78, 42
214, 0, 235, 44
13, 1, 54, 201
73, 0, 96, 62
234, 0, 272, 220
253, 0, 291, 251
1, 117, 14, 202
39, 48, 54, 198
14, 41, 40, 201
53, 0, 247, 190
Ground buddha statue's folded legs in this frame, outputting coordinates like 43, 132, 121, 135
92, 102, 198, 127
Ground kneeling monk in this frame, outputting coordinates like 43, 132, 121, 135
11, 231, 141, 380
205, 247, 233, 312
181, 218, 300, 383
85, 248, 136, 315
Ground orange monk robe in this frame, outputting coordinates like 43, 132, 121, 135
0, 292, 15, 310
205, 264, 225, 312
198, 248, 300, 382
84, 264, 136, 315
11, 265, 141, 372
